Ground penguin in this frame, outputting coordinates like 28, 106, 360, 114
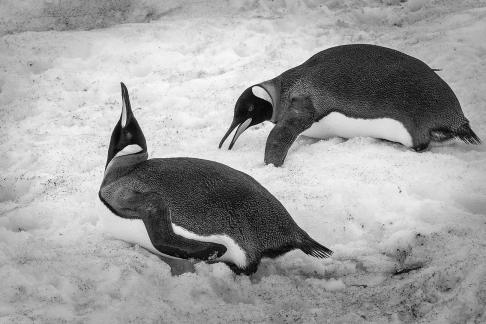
219, 44, 481, 167
99, 82, 332, 275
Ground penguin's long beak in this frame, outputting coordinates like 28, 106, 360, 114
120, 82, 133, 127
218, 118, 252, 150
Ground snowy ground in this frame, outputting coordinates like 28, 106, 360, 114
1, 0, 486, 323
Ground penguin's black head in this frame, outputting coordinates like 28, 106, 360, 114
219, 86, 273, 149
105, 82, 147, 169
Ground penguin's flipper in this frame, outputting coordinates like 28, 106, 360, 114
128, 191, 227, 261
264, 96, 315, 167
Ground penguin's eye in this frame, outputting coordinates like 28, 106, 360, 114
248, 105, 254, 112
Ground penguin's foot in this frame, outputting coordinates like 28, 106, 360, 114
412, 143, 429, 152
207, 250, 221, 261
175, 240, 227, 261
151, 236, 227, 261
225, 260, 260, 275
430, 129, 454, 142
157, 255, 196, 276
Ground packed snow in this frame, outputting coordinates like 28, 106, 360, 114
1, 0, 485, 323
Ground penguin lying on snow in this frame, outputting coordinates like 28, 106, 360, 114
219, 44, 481, 167
99, 83, 332, 275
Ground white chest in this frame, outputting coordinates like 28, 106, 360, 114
301, 112, 413, 147
101, 212, 247, 267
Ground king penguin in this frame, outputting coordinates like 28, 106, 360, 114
99, 82, 332, 275
219, 44, 481, 167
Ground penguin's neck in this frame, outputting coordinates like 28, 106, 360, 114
103, 146, 148, 185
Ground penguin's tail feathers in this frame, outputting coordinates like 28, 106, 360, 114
297, 232, 333, 259
454, 123, 481, 145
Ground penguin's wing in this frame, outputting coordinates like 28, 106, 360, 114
264, 96, 315, 167
125, 191, 227, 260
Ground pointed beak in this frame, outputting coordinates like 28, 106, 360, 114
219, 118, 252, 150
219, 121, 238, 149
229, 118, 252, 150
120, 82, 132, 128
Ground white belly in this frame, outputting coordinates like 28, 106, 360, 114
101, 212, 247, 267
101, 212, 167, 257
301, 112, 413, 147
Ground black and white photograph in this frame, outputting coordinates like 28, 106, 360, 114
0, 0, 485, 323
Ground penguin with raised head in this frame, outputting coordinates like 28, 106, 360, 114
219, 44, 481, 167
99, 82, 332, 275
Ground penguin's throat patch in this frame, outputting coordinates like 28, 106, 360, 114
252, 86, 273, 106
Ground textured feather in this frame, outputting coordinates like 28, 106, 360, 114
298, 232, 333, 259
454, 123, 481, 144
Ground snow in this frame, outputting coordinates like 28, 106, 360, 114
0, 0, 181, 36
1, 0, 486, 322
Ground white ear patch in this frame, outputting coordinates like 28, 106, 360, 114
252, 86, 273, 105
121, 100, 127, 127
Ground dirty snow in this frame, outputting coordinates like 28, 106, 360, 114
1, 0, 485, 323
0, 0, 181, 35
